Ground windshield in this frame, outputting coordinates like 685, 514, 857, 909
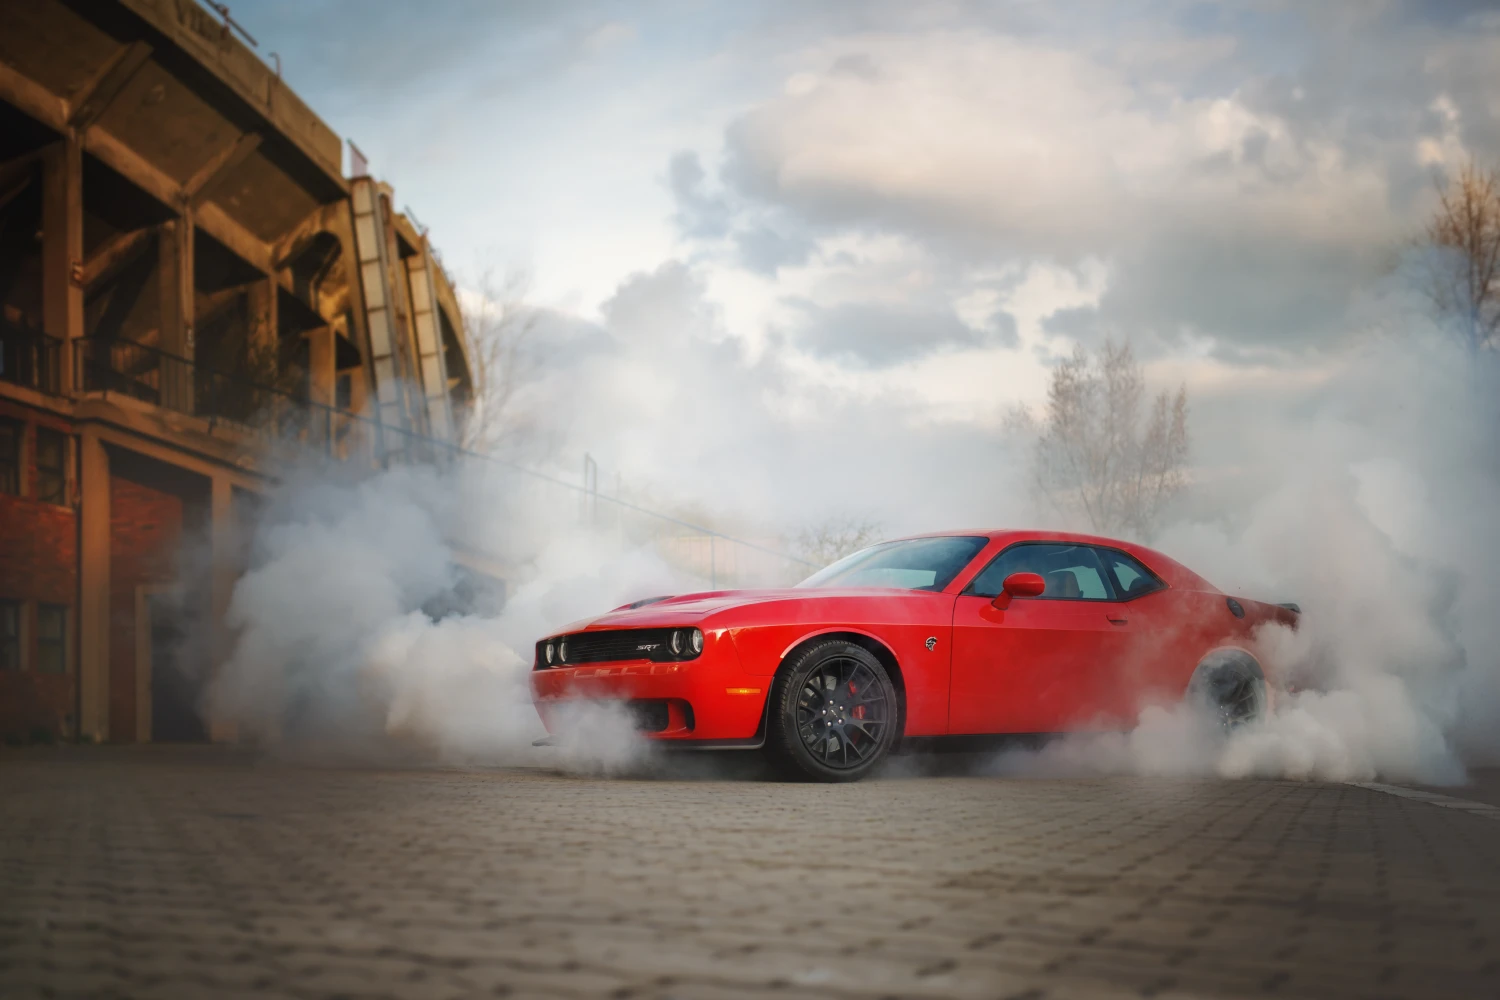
796, 536, 989, 592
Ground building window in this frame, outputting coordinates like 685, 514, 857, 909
35, 427, 67, 505
0, 600, 18, 670
37, 604, 67, 674
0, 420, 19, 496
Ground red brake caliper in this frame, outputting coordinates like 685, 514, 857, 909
849, 681, 865, 720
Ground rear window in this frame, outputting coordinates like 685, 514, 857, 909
1098, 548, 1165, 599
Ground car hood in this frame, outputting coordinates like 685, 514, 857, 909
549, 587, 922, 635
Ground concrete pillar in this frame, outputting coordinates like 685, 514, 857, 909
305, 325, 335, 447
377, 189, 424, 436
76, 432, 110, 742
326, 204, 372, 374
246, 276, 279, 429
41, 138, 83, 392
157, 214, 195, 411
326, 200, 380, 465
207, 474, 237, 743
246, 277, 277, 359
345, 362, 371, 464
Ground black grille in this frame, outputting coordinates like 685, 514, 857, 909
535, 628, 696, 668
628, 700, 670, 732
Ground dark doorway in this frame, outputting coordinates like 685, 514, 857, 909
148, 591, 205, 742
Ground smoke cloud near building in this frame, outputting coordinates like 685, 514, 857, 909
208, 460, 696, 769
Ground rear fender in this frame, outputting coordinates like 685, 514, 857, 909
1192, 646, 1265, 682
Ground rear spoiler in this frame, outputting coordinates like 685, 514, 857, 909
1276, 602, 1301, 614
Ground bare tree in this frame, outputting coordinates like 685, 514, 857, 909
793, 515, 882, 569
1023, 339, 1188, 540
1421, 159, 1500, 356
457, 267, 544, 455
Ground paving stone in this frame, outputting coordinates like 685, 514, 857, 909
2, 748, 1499, 999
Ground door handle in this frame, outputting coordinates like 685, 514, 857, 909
1107, 617, 1128, 626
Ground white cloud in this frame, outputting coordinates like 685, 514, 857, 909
1416, 93, 1468, 169
729, 32, 1396, 253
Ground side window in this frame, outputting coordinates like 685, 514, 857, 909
35, 428, 67, 505
1098, 549, 1165, 600
0, 600, 18, 670
37, 604, 67, 673
0, 420, 19, 496
967, 543, 1113, 600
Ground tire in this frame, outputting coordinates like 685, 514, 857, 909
1187, 652, 1267, 729
766, 640, 899, 782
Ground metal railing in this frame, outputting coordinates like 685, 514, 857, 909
75, 336, 275, 421
0, 319, 63, 395
69, 335, 817, 586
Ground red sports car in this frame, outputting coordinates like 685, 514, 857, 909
531, 530, 1297, 781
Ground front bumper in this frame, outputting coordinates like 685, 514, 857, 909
529, 629, 768, 742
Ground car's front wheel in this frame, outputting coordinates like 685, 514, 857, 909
766, 640, 899, 782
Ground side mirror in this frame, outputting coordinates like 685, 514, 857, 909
991, 571, 1046, 610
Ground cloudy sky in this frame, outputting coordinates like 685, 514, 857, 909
233, 0, 1500, 531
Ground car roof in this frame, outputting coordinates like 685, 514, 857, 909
893, 528, 1135, 546
886, 528, 1216, 592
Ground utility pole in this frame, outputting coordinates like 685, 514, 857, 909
581, 453, 598, 526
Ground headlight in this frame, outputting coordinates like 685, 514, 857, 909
558, 639, 568, 663
544, 642, 554, 664
670, 630, 683, 655
689, 628, 703, 654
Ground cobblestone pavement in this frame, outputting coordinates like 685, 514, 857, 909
3, 748, 1499, 1000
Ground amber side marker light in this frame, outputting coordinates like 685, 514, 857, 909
725, 687, 762, 695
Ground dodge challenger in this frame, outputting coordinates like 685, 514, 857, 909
531, 530, 1297, 781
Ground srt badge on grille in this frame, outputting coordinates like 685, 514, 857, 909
636, 643, 660, 651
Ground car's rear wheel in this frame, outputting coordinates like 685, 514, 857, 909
1188, 653, 1266, 729
766, 640, 898, 782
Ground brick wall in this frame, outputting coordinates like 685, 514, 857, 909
0, 493, 75, 604
0, 404, 78, 742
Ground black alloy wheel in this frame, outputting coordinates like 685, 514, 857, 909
1189, 657, 1266, 729
767, 640, 898, 782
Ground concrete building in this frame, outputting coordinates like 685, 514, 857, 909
0, 0, 475, 743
